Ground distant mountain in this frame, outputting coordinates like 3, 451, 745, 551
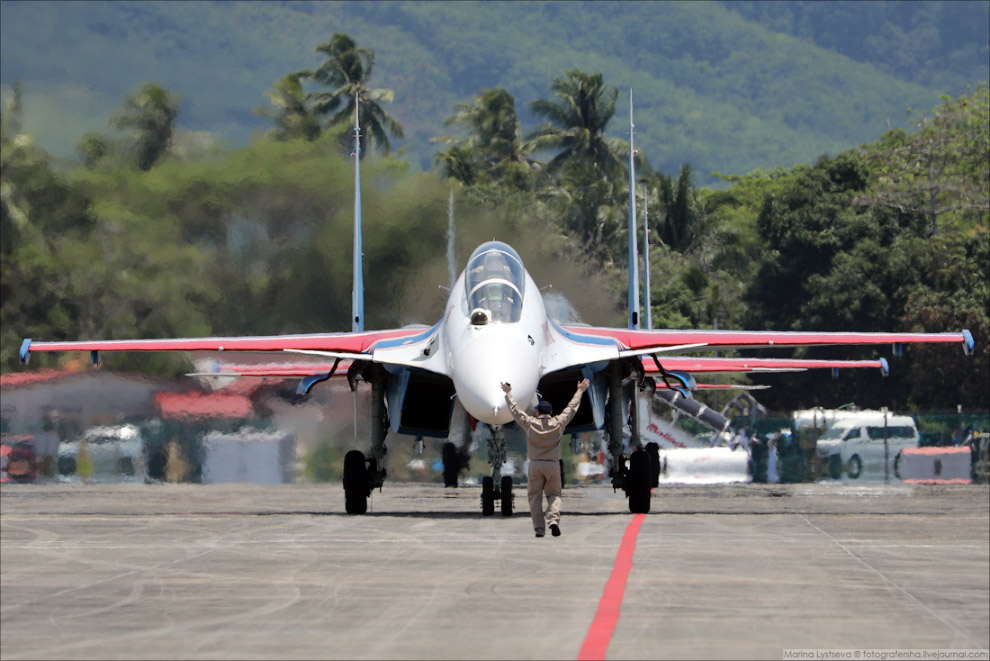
1, 0, 987, 183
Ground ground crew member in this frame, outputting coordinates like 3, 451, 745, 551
501, 378, 590, 538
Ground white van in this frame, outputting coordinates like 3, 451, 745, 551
815, 412, 920, 480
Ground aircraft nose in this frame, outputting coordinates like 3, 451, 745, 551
452, 338, 538, 426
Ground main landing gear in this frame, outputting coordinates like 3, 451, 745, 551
343, 365, 389, 515
605, 362, 657, 514
480, 425, 513, 517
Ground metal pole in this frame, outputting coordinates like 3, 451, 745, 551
883, 406, 889, 484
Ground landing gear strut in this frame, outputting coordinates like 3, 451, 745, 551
605, 361, 652, 514
480, 425, 513, 516
342, 364, 389, 515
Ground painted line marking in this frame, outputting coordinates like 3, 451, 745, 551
577, 512, 646, 660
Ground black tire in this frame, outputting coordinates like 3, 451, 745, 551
646, 442, 660, 488
828, 454, 843, 480
442, 442, 460, 487
500, 475, 513, 516
118, 457, 135, 476
848, 454, 863, 480
481, 476, 495, 516
627, 449, 652, 514
343, 450, 368, 515
58, 455, 76, 476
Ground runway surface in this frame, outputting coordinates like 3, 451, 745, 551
2, 482, 988, 660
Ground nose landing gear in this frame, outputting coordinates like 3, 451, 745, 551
480, 425, 514, 516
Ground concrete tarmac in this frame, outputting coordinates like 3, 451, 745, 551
1, 481, 988, 660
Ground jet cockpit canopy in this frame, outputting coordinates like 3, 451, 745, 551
465, 242, 525, 324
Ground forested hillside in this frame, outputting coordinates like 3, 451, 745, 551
1, 1, 987, 182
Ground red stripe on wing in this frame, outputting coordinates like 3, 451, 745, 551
26, 328, 423, 355
562, 326, 967, 351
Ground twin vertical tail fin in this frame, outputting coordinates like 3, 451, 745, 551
352, 93, 364, 332
627, 88, 639, 330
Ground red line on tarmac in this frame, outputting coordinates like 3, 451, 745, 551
577, 512, 646, 660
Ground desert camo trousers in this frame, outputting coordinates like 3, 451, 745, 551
528, 459, 562, 533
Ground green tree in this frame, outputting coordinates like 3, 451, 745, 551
552, 159, 625, 261
303, 32, 404, 157
433, 143, 480, 187
740, 150, 987, 410
254, 73, 322, 142
111, 83, 180, 171
902, 232, 989, 409
526, 70, 626, 180
651, 164, 706, 253
434, 88, 536, 189
76, 131, 115, 170
859, 84, 990, 236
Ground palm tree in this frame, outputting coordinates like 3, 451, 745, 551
526, 70, 625, 180
303, 33, 404, 157
434, 88, 536, 187
111, 83, 179, 171
652, 164, 704, 253
255, 73, 322, 142
433, 144, 480, 186
76, 131, 115, 169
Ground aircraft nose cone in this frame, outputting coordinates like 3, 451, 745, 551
451, 334, 538, 426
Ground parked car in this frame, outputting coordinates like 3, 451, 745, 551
1, 435, 39, 483
815, 413, 920, 480
58, 424, 146, 482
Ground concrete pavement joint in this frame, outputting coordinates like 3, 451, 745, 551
802, 514, 979, 648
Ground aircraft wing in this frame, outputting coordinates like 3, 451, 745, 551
659, 383, 770, 391
644, 356, 890, 375
186, 361, 355, 378
562, 326, 975, 355
19, 327, 435, 364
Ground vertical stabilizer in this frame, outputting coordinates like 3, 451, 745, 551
643, 184, 651, 329
352, 94, 364, 332
447, 188, 457, 289
627, 89, 640, 330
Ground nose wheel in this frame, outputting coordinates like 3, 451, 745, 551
480, 474, 514, 516
480, 425, 513, 516
500, 475, 514, 516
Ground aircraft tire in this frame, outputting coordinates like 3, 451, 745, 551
627, 449, 652, 514
500, 475, 513, 516
343, 450, 369, 515
481, 476, 495, 516
442, 442, 460, 487
646, 442, 661, 488
848, 454, 863, 480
